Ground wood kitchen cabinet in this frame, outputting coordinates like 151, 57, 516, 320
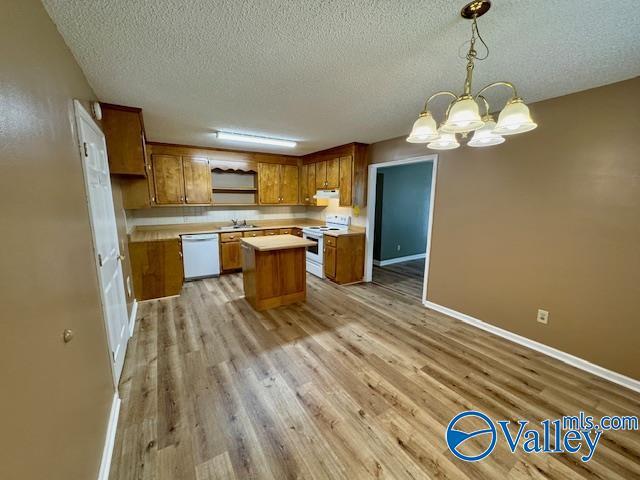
258, 163, 299, 205
220, 231, 244, 271
129, 239, 184, 300
151, 154, 212, 206
323, 234, 365, 284
338, 155, 353, 206
302, 142, 368, 208
299, 163, 317, 205
183, 156, 212, 204
315, 158, 340, 190
101, 103, 147, 176
153, 154, 185, 204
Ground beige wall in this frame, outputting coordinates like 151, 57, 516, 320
369, 77, 640, 380
0, 1, 117, 479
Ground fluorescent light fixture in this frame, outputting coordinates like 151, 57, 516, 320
215, 131, 297, 148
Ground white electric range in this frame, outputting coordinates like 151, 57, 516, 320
302, 215, 351, 278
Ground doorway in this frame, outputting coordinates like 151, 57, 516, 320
74, 100, 130, 385
365, 155, 437, 302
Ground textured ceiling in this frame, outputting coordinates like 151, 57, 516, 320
43, 0, 640, 155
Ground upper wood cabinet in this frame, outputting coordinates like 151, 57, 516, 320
315, 161, 327, 190
257, 163, 280, 204
258, 163, 299, 205
101, 103, 147, 176
303, 142, 368, 208
182, 156, 212, 204
280, 164, 299, 204
339, 155, 353, 206
300, 164, 309, 205
326, 158, 340, 189
151, 154, 211, 205
314, 158, 340, 190
152, 154, 185, 204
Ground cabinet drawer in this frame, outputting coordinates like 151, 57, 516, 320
292, 228, 303, 237
279, 228, 292, 235
324, 235, 337, 247
243, 230, 265, 238
220, 232, 243, 242
264, 229, 281, 236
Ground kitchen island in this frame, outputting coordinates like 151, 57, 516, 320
240, 234, 315, 310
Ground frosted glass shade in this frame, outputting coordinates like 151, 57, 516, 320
468, 118, 505, 147
407, 112, 439, 143
440, 96, 484, 133
494, 98, 537, 135
427, 133, 460, 150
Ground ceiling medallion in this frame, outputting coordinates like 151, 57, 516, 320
407, 0, 537, 150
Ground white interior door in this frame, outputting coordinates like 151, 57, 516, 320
74, 100, 129, 385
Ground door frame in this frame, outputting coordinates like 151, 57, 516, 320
73, 99, 126, 387
364, 154, 438, 303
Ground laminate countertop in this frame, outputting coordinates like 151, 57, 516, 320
128, 218, 365, 242
240, 234, 316, 252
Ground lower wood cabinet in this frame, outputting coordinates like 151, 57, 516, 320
323, 234, 365, 284
220, 241, 241, 271
129, 239, 184, 300
220, 231, 244, 271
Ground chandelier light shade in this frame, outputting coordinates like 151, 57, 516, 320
406, 0, 537, 151
407, 111, 440, 143
441, 96, 484, 133
468, 116, 505, 147
427, 132, 460, 150
493, 98, 538, 135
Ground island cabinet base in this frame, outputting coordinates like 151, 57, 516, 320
241, 245, 307, 310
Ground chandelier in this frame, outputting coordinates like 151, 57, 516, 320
407, 1, 537, 150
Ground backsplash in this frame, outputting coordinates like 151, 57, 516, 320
126, 205, 308, 232
305, 198, 368, 227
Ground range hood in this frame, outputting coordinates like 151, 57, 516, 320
313, 189, 339, 199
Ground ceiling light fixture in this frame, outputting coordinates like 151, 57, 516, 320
407, 0, 537, 150
215, 131, 297, 148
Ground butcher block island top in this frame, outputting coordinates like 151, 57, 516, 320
240, 235, 314, 311
240, 234, 315, 251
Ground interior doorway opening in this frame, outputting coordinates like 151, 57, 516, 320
365, 155, 437, 302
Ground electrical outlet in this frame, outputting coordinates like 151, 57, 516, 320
396, 244, 401, 252
537, 309, 549, 325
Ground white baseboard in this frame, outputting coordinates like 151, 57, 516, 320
374, 253, 426, 267
423, 300, 640, 394
97, 393, 121, 480
128, 299, 138, 338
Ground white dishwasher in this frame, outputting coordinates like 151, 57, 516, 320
181, 233, 221, 280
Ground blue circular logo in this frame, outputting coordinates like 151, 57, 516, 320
446, 410, 497, 462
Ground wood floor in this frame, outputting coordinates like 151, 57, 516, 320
109, 273, 640, 479
372, 259, 425, 299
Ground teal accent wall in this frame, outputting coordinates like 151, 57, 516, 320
373, 161, 433, 262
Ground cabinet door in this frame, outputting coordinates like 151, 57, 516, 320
221, 241, 241, 270
101, 105, 146, 175
129, 239, 184, 300
280, 164, 299, 204
182, 156, 212, 204
339, 155, 353, 206
152, 154, 185, 204
315, 161, 326, 189
258, 163, 281, 204
324, 245, 337, 279
326, 158, 340, 189
299, 164, 308, 204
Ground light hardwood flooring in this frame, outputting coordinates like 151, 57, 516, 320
372, 259, 425, 299
109, 273, 640, 479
